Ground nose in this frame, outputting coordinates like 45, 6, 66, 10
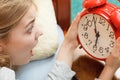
35, 26, 43, 40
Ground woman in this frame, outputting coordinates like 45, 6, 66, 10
0, 0, 42, 80
0, 0, 120, 80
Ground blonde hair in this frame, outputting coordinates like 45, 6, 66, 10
0, 0, 33, 69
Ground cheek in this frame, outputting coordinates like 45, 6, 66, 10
8, 38, 35, 53
8, 43, 34, 65
10, 52, 31, 65
6, 37, 37, 65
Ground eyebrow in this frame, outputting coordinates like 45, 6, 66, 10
25, 18, 35, 28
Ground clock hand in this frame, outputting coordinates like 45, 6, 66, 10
93, 15, 97, 34
94, 24, 97, 34
95, 31, 100, 46
93, 16, 100, 46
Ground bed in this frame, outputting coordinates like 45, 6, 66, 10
52, 0, 71, 34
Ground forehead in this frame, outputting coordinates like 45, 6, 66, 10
18, 5, 36, 26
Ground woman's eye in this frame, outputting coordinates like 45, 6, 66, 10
26, 19, 35, 33
27, 25, 33, 33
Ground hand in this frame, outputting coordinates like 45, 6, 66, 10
98, 37, 120, 80
105, 37, 120, 70
64, 13, 81, 50
56, 13, 81, 67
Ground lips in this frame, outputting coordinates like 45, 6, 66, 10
30, 50, 33, 56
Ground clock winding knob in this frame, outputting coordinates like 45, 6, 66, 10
83, 0, 107, 9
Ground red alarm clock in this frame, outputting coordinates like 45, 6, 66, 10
78, 0, 120, 60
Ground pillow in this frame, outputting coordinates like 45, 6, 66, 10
31, 0, 59, 60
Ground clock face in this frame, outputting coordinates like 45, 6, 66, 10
78, 13, 116, 59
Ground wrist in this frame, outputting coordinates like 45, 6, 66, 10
105, 60, 119, 72
99, 65, 116, 80
62, 39, 78, 51
56, 40, 76, 67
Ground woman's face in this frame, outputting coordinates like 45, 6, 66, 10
4, 5, 42, 65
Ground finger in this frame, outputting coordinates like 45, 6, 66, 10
67, 13, 81, 34
71, 9, 86, 29
111, 37, 120, 57
71, 12, 81, 27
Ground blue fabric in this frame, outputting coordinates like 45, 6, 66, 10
16, 25, 64, 80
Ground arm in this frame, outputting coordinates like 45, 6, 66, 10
0, 67, 15, 80
56, 13, 81, 67
98, 65, 116, 80
48, 13, 81, 80
98, 37, 120, 80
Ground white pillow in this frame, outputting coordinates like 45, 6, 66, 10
31, 0, 59, 60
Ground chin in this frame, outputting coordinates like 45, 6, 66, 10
14, 59, 30, 66
22, 59, 30, 65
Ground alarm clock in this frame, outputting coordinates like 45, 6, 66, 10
78, 0, 120, 60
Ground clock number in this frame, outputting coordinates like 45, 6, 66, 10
109, 31, 114, 39
98, 17, 105, 26
84, 32, 88, 39
106, 24, 109, 31
109, 41, 114, 47
99, 47, 103, 53
83, 18, 93, 31
83, 24, 88, 31
105, 47, 109, 53
86, 19, 92, 27
93, 45, 97, 52
88, 40, 92, 45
